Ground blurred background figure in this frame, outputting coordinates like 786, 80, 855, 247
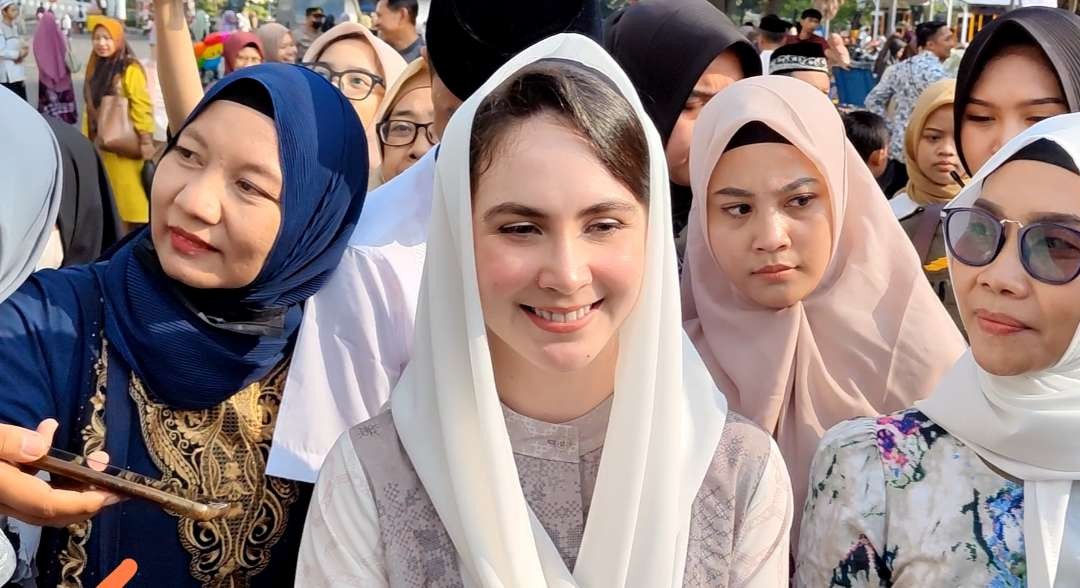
0, 0, 28, 100
32, 11, 76, 123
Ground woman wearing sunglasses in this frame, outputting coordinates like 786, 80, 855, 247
797, 114, 1080, 587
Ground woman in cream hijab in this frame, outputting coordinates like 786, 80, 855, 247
369, 57, 436, 189
297, 34, 792, 587
0, 83, 62, 587
891, 79, 968, 330
303, 22, 406, 173
800, 113, 1080, 587
681, 75, 966, 539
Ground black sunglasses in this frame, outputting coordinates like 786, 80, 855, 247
943, 207, 1080, 284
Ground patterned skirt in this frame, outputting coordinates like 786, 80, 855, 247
37, 82, 78, 124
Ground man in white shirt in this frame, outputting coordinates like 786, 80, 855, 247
756, 14, 788, 74
268, 0, 605, 483
0, 0, 27, 100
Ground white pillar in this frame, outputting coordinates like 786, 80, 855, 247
873, 0, 881, 36
889, 0, 898, 32
946, 0, 953, 26
929, 0, 936, 20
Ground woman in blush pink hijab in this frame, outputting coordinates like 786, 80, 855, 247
680, 75, 966, 539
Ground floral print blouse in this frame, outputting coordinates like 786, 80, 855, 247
796, 409, 1026, 587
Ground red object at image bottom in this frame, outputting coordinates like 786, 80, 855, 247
98, 559, 138, 588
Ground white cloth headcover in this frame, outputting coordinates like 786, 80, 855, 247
918, 113, 1080, 588
390, 33, 728, 587
0, 86, 63, 302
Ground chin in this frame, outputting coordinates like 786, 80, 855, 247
527, 342, 607, 373
970, 344, 1044, 377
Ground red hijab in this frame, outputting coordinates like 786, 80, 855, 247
223, 32, 264, 74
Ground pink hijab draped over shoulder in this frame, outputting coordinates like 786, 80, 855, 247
681, 76, 966, 511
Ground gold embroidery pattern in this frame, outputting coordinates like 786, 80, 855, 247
129, 363, 297, 588
57, 339, 110, 588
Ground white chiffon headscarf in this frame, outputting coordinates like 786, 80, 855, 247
389, 33, 729, 587
0, 87, 62, 302
917, 113, 1080, 588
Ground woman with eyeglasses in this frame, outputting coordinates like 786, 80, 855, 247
797, 115, 1080, 587
302, 22, 406, 175
370, 57, 436, 188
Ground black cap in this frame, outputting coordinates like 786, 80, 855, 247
759, 14, 791, 34
425, 0, 602, 101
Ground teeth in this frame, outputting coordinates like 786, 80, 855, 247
531, 304, 593, 323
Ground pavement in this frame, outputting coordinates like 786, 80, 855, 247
20, 27, 152, 118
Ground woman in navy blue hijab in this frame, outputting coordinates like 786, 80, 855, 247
0, 63, 367, 586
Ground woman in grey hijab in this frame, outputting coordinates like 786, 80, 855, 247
0, 87, 62, 585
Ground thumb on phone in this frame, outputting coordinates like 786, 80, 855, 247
0, 419, 58, 463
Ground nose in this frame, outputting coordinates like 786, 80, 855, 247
537, 233, 592, 295
171, 168, 224, 226
408, 128, 435, 161
978, 227, 1031, 299
750, 209, 792, 253
989, 118, 1030, 161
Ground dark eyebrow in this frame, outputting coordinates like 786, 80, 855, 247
577, 201, 639, 218
779, 177, 819, 193
688, 88, 713, 102
1031, 212, 1080, 226
482, 202, 546, 223
968, 96, 1066, 108
712, 186, 754, 198
967, 97, 993, 107
973, 198, 1004, 216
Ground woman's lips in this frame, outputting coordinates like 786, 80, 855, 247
752, 264, 796, 282
168, 227, 217, 256
521, 301, 601, 334
974, 309, 1030, 336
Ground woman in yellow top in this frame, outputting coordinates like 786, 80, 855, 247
83, 15, 154, 233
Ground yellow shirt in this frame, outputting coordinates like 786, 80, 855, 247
83, 62, 155, 224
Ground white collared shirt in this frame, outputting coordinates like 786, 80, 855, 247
267, 149, 437, 483
0, 21, 26, 84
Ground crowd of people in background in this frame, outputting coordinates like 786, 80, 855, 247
1, 0, 1080, 585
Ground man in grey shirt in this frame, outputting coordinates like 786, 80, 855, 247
373, 0, 423, 62
291, 6, 324, 59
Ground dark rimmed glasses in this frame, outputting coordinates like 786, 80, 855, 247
377, 119, 438, 147
303, 62, 385, 102
943, 207, 1080, 284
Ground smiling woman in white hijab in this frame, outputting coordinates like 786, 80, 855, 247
798, 113, 1080, 587
296, 34, 792, 587
0, 86, 62, 586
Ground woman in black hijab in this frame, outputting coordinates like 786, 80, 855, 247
44, 115, 120, 266
605, 0, 760, 237
954, 6, 1080, 176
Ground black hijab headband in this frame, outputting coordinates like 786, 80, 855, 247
954, 7, 1080, 175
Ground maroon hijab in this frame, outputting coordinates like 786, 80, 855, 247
33, 12, 72, 92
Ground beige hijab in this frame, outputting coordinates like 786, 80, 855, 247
303, 22, 407, 173
255, 23, 293, 63
369, 56, 432, 189
682, 75, 966, 517
904, 78, 966, 206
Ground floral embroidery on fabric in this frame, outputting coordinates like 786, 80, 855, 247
830, 534, 895, 587
960, 486, 1026, 587
874, 410, 945, 488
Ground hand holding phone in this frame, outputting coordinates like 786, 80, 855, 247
0, 419, 120, 527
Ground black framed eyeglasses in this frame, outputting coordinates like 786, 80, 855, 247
377, 119, 438, 147
302, 62, 385, 102
943, 207, 1080, 285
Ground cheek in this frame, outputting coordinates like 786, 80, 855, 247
792, 213, 833, 284
665, 115, 693, 162
960, 124, 992, 171
592, 236, 647, 311
473, 236, 537, 309
228, 204, 281, 266
1040, 283, 1080, 358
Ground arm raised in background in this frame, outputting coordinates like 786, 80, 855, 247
152, 0, 204, 133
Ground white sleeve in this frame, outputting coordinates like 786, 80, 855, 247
732, 438, 793, 587
295, 433, 389, 586
268, 245, 416, 483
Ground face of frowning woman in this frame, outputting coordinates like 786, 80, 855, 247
706, 142, 834, 309
916, 104, 961, 186
380, 84, 435, 182
961, 44, 1069, 174
473, 114, 648, 374
233, 45, 263, 70
951, 160, 1080, 376
92, 26, 117, 59
318, 37, 385, 129
151, 100, 283, 290
277, 32, 298, 63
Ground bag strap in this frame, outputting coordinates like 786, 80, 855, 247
913, 203, 945, 264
